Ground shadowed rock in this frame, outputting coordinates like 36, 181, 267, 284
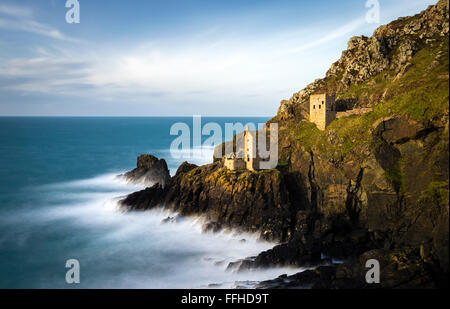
121, 154, 170, 187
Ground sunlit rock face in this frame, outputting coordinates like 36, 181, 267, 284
277, 0, 449, 121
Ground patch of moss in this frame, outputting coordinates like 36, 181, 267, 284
288, 35, 448, 161
277, 161, 289, 167
419, 180, 449, 206
340, 71, 391, 100
294, 121, 325, 152
384, 159, 405, 193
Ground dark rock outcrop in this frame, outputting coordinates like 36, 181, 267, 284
121, 161, 295, 241
121, 154, 170, 187
256, 247, 442, 289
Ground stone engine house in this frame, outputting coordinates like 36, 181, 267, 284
310, 93, 337, 130
223, 126, 260, 171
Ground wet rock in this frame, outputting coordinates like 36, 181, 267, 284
202, 222, 222, 234
161, 216, 176, 224
214, 260, 225, 266
226, 257, 257, 273
208, 283, 223, 288
161, 215, 183, 224
122, 154, 170, 187
121, 161, 295, 241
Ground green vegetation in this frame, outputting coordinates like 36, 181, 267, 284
289, 35, 448, 160
384, 159, 405, 193
419, 180, 449, 207
291, 110, 379, 158
340, 71, 391, 100
293, 121, 324, 152
276, 161, 289, 168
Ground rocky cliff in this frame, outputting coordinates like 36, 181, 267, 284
277, 0, 449, 120
122, 161, 297, 241
121, 0, 449, 288
261, 0, 449, 288
120, 154, 170, 187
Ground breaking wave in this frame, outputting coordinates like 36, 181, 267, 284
1, 172, 303, 288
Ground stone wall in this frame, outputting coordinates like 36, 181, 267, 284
310, 93, 336, 130
336, 108, 373, 119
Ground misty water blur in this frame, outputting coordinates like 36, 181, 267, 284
0, 117, 302, 288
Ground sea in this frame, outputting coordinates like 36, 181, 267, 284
0, 117, 302, 289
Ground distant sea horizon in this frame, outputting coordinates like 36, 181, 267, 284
0, 115, 274, 118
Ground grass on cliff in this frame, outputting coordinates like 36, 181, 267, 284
342, 36, 449, 123
384, 159, 405, 194
419, 180, 449, 208
340, 72, 390, 100
292, 36, 449, 160
197, 166, 281, 193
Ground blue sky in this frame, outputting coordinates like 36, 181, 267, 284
0, 0, 436, 116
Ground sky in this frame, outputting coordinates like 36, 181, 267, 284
0, 0, 437, 116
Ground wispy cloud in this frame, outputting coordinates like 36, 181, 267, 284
0, 56, 90, 94
282, 18, 367, 55
0, 15, 384, 113
0, 3, 78, 42
0, 0, 437, 116
0, 23, 351, 116
0, 4, 32, 18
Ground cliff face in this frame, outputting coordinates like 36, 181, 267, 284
122, 161, 297, 241
277, 0, 449, 120
262, 0, 449, 287
121, 0, 449, 288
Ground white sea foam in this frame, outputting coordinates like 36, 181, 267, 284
43, 172, 145, 190
3, 172, 304, 288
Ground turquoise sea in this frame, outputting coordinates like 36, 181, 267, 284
0, 117, 301, 288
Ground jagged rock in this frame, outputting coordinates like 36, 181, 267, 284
121, 161, 295, 241
121, 154, 170, 187
202, 222, 222, 233
161, 215, 183, 224
256, 246, 446, 289
394, 63, 414, 81
121, 183, 166, 210
175, 161, 198, 176
276, 0, 449, 119
161, 216, 176, 224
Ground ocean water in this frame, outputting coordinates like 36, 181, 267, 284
0, 117, 302, 289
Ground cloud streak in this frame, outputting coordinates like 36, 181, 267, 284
0, 3, 78, 42
0, 0, 437, 116
0, 15, 389, 115
0, 4, 32, 17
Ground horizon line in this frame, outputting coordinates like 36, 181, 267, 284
0, 115, 273, 118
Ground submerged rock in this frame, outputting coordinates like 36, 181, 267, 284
161, 215, 183, 224
202, 222, 222, 234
